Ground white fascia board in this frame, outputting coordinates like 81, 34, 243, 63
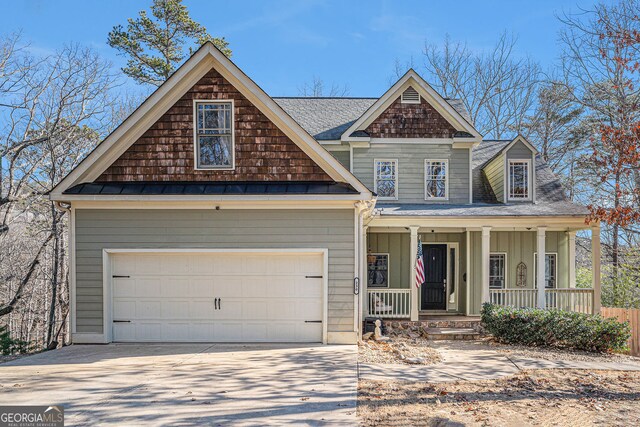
341, 69, 482, 141
50, 42, 372, 198
369, 215, 590, 230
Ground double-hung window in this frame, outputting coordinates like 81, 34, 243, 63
489, 253, 506, 289
508, 160, 530, 200
367, 254, 389, 288
194, 100, 234, 169
374, 159, 398, 200
534, 253, 557, 289
425, 160, 448, 200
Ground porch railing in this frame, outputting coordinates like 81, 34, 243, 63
489, 288, 595, 314
489, 289, 537, 308
367, 289, 411, 318
545, 289, 594, 314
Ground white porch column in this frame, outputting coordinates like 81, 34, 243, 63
409, 226, 420, 321
481, 226, 491, 304
592, 224, 602, 314
566, 231, 577, 288
536, 226, 547, 308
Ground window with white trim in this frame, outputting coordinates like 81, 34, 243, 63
425, 160, 448, 199
534, 253, 557, 288
489, 253, 506, 289
367, 253, 389, 288
374, 160, 398, 200
508, 160, 530, 200
194, 101, 234, 168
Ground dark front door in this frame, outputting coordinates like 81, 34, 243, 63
420, 244, 447, 310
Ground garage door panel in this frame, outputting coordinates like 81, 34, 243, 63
113, 278, 135, 298
112, 252, 324, 343
190, 300, 215, 319
162, 300, 190, 319
113, 300, 135, 319
244, 301, 268, 319
215, 277, 244, 297
136, 322, 163, 341
214, 323, 243, 341
136, 279, 161, 298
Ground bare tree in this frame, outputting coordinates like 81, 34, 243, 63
557, 0, 640, 279
0, 35, 120, 350
392, 32, 541, 139
520, 81, 585, 198
298, 76, 350, 97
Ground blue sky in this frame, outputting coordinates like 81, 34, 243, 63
1, 0, 601, 97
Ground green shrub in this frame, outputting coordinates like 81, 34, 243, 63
481, 303, 631, 353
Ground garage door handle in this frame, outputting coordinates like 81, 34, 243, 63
113, 320, 131, 323
218, 298, 221, 310
214, 298, 218, 310
305, 275, 323, 279
305, 320, 322, 323
112, 275, 130, 278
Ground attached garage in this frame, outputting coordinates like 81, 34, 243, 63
107, 250, 327, 343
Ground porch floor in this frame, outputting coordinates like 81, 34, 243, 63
418, 315, 481, 321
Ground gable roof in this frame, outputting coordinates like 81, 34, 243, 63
470, 139, 588, 214
274, 97, 472, 141
340, 69, 482, 141
50, 42, 372, 200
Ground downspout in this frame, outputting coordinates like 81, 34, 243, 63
354, 202, 366, 339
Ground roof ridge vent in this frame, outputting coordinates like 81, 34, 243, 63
401, 87, 420, 104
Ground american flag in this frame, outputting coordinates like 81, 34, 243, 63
415, 238, 425, 287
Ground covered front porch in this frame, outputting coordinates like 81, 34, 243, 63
363, 214, 601, 321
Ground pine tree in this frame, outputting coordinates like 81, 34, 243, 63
108, 0, 231, 86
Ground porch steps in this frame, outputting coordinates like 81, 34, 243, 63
424, 327, 481, 341
383, 319, 485, 340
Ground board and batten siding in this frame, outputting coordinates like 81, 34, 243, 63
468, 230, 570, 314
367, 232, 467, 313
483, 153, 504, 202
74, 209, 355, 337
352, 144, 470, 204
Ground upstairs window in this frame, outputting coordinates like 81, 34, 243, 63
194, 100, 234, 169
508, 160, 530, 200
425, 160, 448, 200
401, 87, 420, 104
374, 159, 398, 200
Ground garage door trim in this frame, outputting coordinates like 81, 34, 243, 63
102, 248, 329, 344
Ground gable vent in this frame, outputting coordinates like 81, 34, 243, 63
401, 87, 420, 104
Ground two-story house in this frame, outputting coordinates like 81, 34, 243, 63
50, 42, 601, 345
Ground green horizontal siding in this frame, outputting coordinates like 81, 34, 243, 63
352, 144, 470, 204
75, 209, 355, 334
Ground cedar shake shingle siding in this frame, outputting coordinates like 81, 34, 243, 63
365, 96, 457, 138
98, 68, 332, 182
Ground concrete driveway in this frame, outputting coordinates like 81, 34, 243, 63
0, 344, 357, 426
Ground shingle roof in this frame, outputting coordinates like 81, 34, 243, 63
274, 97, 472, 140
377, 201, 588, 217
63, 181, 359, 195
375, 139, 590, 217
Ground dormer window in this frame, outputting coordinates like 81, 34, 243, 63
194, 100, 234, 169
508, 160, 530, 200
401, 87, 420, 104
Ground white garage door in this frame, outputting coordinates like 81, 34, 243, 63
110, 251, 324, 343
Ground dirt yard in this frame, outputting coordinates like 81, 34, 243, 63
358, 338, 442, 365
358, 370, 640, 426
